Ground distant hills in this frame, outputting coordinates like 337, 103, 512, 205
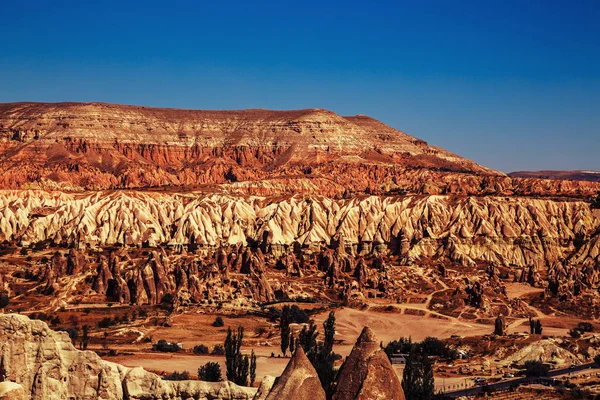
509, 170, 600, 183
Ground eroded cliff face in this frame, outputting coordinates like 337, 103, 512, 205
1, 190, 597, 271
0, 314, 256, 400
0, 102, 497, 191
2, 102, 600, 197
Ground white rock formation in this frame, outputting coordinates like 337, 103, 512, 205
0, 314, 256, 400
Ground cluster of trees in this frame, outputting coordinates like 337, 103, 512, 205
152, 339, 181, 352
529, 318, 543, 334
277, 308, 338, 394
402, 349, 434, 400
224, 327, 257, 386
383, 336, 454, 400
279, 305, 312, 357
269, 304, 309, 324
29, 312, 62, 326
383, 336, 458, 361
569, 321, 594, 338
299, 312, 337, 394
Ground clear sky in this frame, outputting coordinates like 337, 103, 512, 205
1, 0, 598, 173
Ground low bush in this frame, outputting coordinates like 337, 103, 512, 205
163, 371, 190, 381
152, 339, 180, 352
193, 344, 209, 354
198, 362, 222, 382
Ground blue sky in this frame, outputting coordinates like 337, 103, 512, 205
0, 0, 598, 172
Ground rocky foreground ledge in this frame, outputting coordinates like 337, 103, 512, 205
0, 314, 404, 400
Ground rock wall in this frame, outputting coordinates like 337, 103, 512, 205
0, 314, 256, 400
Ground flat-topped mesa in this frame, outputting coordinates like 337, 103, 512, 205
332, 327, 405, 400
264, 347, 326, 400
0, 101, 507, 191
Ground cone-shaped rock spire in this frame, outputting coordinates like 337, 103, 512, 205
265, 346, 326, 400
332, 327, 405, 400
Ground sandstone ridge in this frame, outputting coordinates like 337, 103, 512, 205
0, 313, 256, 400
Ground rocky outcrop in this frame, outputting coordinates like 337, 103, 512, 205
0, 382, 27, 400
0, 314, 256, 400
332, 327, 404, 400
264, 347, 326, 400
2, 191, 598, 271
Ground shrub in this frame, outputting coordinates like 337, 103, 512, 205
98, 317, 115, 329
161, 293, 174, 304
212, 316, 225, 327
288, 305, 309, 324
212, 345, 225, 355
152, 339, 180, 352
198, 362, 222, 382
0, 294, 9, 309
65, 327, 79, 341
31, 312, 51, 321
254, 326, 268, 337
577, 322, 594, 333
163, 371, 190, 381
524, 360, 549, 377
266, 307, 282, 322
193, 344, 209, 354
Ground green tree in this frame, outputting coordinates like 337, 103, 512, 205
402, 349, 434, 400
198, 362, 222, 382
289, 334, 295, 354
250, 350, 257, 386
534, 320, 542, 335
280, 305, 290, 356
524, 361, 549, 377
419, 354, 434, 399
224, 326, 249, 386
81, 325, 89, 350
402, 348, 420, 399
494, 315, 504, 336
298, 320, 319, 360
529, 317, 535, 334
0, 295, 9, 309
314, 311, 337, 395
